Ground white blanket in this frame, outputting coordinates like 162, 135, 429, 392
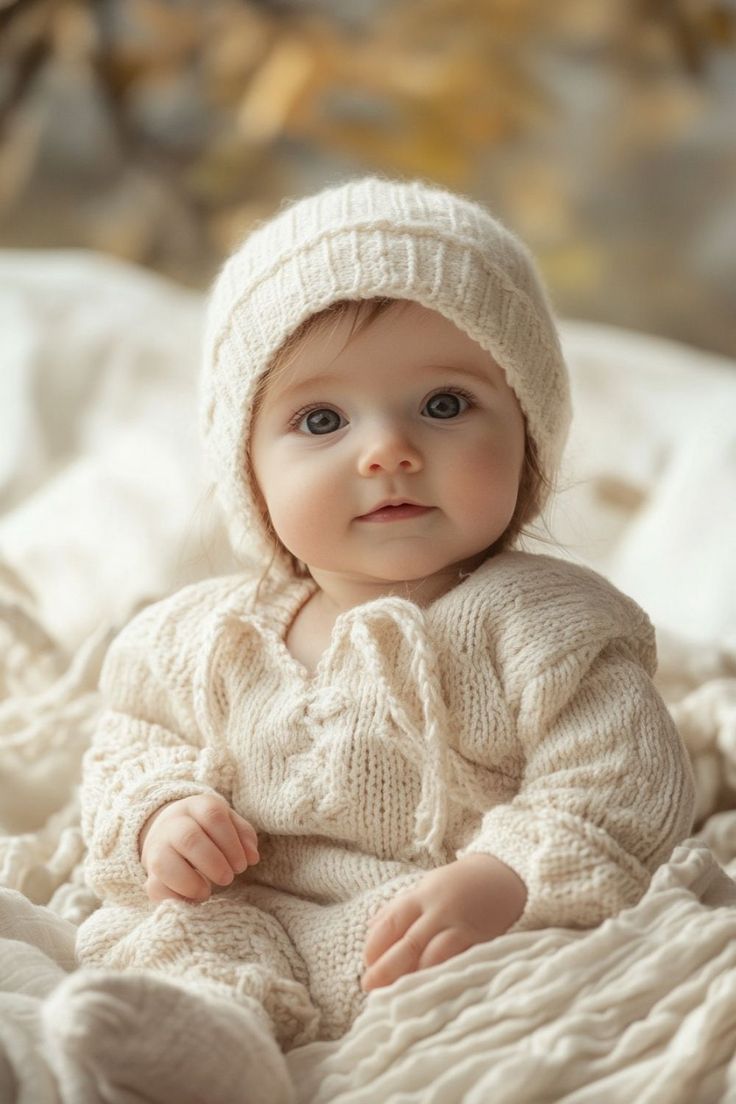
1, 250, 736, 1102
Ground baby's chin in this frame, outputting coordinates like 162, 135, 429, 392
303, 547, 489, 581
304, 556, 488, 603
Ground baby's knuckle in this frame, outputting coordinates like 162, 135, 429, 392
146, 853, 167, 878
397, 895, 423, 924
382, 911, 402, 936
200, 803, 229, 829
193, 792, 223, 809
401, 929, 425, 960
177, 823, 204, 852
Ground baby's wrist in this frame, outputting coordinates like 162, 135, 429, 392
458, 851, 528, 924
138, 801, 176, 858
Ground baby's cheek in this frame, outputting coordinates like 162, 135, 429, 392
268, 499, 312, 558
266, 475, 338, 561
450, 444, 520, 514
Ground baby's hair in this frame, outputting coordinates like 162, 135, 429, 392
251, 297, 406, 422
247, 297, 556, 592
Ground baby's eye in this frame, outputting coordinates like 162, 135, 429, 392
293, 407, 345, 435
422, 390, 472, 419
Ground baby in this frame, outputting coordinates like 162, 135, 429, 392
42, 176, 695, 1104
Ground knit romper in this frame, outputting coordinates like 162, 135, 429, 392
76, 552, 695, 1049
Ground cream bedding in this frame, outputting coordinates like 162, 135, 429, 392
1, 250, 736, 1103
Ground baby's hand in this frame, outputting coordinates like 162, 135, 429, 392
361, 853, 527, 992
139, 794, 260, 904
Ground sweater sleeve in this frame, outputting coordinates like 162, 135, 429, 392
457, 632, 696, 932
81, 577, 246, 905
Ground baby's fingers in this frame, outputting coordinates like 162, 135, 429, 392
194, 801, 251, 878
362, 896, 422, 971
361, 914, 434, 992
419, 928, 472, 970
145, 855, 211, 904
232, 813, 260, 867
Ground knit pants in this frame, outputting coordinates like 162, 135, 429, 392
75, 848, 425, 1050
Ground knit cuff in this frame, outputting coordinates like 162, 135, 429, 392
457, 805, 651, 934
84, 780, 221, 903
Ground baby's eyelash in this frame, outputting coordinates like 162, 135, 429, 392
286, 403, 334, 431
425, 384, 478, 410
427, 385, 476, 406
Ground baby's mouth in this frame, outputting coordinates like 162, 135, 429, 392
358, 503, 433, 522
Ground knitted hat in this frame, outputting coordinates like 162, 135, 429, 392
200, 175, 572, 576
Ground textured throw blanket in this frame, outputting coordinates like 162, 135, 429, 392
1, 250, 736, 1103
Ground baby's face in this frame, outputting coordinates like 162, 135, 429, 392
250, 301, 525, 596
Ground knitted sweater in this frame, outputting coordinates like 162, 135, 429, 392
81, 551, 695, 933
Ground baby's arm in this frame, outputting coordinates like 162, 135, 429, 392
458, 632, 696, 933
364, 567, 696, 989
361, 852, 526, 991
82, 577, 247, 905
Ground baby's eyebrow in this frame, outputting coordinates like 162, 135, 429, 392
265, 371, 340, 404
431, 362, 501, 389
267, 359, 501, 404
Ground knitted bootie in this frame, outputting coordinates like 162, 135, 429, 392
41, 967, 294, 1104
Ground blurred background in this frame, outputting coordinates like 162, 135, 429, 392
0, 0, 735, 357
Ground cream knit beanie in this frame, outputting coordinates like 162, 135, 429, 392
200, 175, 572, 575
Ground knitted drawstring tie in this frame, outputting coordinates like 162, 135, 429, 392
331, 599, 451, 865
193, 594, 451, 864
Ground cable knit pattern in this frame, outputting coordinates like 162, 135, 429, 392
77, 550, 695, 1043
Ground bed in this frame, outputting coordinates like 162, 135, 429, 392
1, 248, 736, 1103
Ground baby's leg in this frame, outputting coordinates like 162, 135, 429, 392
264, 869, 427, 1042
75, 888, 320, 1048
41, 884, 320, 1104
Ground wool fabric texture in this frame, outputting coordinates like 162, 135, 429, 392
76, 551, 695, 1047
42, 969, 294, 1104
199, 175, 572, 574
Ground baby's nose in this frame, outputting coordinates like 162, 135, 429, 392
357, 425, 423, 476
